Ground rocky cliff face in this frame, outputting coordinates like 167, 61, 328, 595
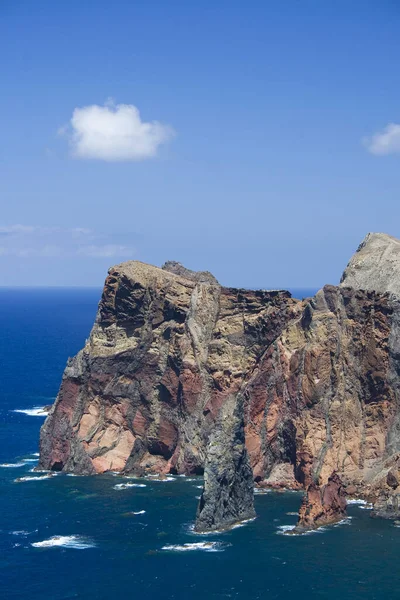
39, 260, 298, 477
39, 233, 400, 530
195, 396, 255, 532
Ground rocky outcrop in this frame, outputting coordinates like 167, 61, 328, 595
162, 260, 219, 285
39, 260, 298, 476
39, 233, 400, 529
195, 396, 255, 532
340, 232, 400, 295
295, 472, 347, 531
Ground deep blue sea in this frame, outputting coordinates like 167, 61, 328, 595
3, 287, 400, 600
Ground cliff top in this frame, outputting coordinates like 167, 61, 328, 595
340, 232, 400, 296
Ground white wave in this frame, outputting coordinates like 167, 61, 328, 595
31, 535, 95, 549
31, 453, 40, 457
254, 487, 272, 494
22, 458, 38, 463
132, 510, 146, 515
0, 462, 25, 468
194, 485, 203, 489
347, 498, 373, 509
286, 512, 298, 516
13, 407, 49, 417
162, 541, 228, 552
14, 474, 54, 483
276, 524, 327, 536
113, 482, 147, 490
333, 517, 353, 527
147, 476, 176, 482
229, 517, 256, 530
190, 517, 255, 536
10, 530, 37, 537
277, 525, 296, 534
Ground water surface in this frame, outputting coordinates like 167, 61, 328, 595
0, 288, 396, 600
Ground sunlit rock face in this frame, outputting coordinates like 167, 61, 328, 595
39, 259, 298, 476
39, 233, 400, 525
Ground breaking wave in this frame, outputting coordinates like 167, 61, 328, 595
113, 482, 147, 490
31, 535, 95, 549
146, 475, 176, 482
162, 541, 229, 552
276, 524, 326, 536
13, 407, 49, 417
14, 474, 55, 483
0, 462, 25, 468
347, 499, 373, 509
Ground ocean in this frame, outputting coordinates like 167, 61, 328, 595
2, 287, 400, 600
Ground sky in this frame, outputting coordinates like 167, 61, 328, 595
1, 0, 400, 288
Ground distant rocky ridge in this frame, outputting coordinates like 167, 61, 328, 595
341, 232, 400, 296
39, 233, 400, 531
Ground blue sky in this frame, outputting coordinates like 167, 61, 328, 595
1, 0, 399, 288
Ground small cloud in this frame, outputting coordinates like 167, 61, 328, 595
0, 225, 134, 259
60, 100, 175, 162
77, 244, 134, 258
70, 227, 93, 237
0, 224, 36, 235
364, 123, 400, 155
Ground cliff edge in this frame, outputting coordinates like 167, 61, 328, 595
39, 233, 400, 530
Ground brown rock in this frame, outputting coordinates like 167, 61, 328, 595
295, 472, 347, 531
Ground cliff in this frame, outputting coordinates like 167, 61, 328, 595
39, 260, 298, 476
39, 232, 400, 530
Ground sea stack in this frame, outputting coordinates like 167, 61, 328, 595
194, 396, 256, 533
294, 472, 347, 532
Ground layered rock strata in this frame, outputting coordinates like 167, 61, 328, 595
39, 260, 298, 476
39, 232, 400, 529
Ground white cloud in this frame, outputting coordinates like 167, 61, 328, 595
0, 224, 36, 235
364, 123, 400, 155
61, 100, 175, 161
77, 244, 134, 258
0, 225, 134, 259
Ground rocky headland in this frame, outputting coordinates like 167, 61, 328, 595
39, 233, 400, 532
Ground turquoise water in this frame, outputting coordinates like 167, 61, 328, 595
2, 288, 400, 600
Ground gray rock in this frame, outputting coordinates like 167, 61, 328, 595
340, 232, 400, 295
162, 260, 220, 285
194, 395, 256, 533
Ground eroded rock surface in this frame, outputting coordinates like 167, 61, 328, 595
195, 396, 255, 532
39, 234, 400, 527
295, 472, 347, 531
340, 232, 400, 295
39, 260, 297, 476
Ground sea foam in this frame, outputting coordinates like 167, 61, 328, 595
13, 407, 49, 417
113, 482, 147, 490
0, 462, 25, 468
31, 535, 95, 549
347, 499, 373, 509
162, 541, 228, 552
14, 474, 54, 483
